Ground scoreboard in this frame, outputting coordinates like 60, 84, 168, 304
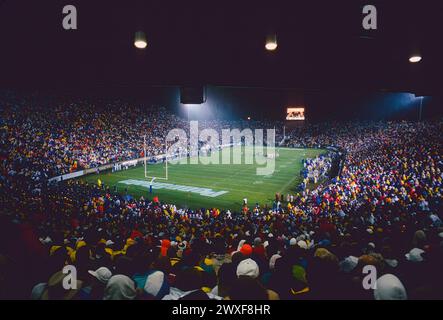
286, 107, 305, 121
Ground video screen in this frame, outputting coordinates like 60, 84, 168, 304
286, 107, 305, 120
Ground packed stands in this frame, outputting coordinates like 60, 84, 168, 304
0, 92, 442, 300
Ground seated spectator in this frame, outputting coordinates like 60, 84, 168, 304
103, 275, 136, 300
34, 270, 83, 300
373, 274, 407, 300
229, 277, 279, 300
80, 267, 112, 300
133, 270, 170, 300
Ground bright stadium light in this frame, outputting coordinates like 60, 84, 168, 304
409, 55, 422, 63
265, 33, 277, 51
134, 31, 147, 49
182, 103, 196, 121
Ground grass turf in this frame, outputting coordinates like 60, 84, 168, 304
81, 146, 326, 211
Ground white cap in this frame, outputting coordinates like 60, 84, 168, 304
374, 274, 407, 300
297, 240, 308, 250
269, 254, 282, 270
88, 267, 112, 284
144, 271, 166, 297
105, 240, 115, 246
40, 236, 52, 244
236, 258, 259, 278
289, 238, 297, 246
405, 248, 425, 262
340, 256, 359, 273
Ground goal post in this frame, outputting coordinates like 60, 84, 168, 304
144, 135, 168, 180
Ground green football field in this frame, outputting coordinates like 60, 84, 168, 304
81, 146, 326, 211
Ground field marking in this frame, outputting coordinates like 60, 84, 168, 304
109, 172, 269, 196
118, 179, 229, 198
277, 171, 301, 195
209, 162, 253, 188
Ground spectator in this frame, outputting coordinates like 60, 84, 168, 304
103, 275, 137, 300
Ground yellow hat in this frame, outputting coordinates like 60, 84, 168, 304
49, 245, 62, 256
76, 240, 86, 250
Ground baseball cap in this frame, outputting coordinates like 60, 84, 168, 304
236, 258, 259, 278
88, 267, 112, 284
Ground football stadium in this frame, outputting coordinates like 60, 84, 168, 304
0, 1, 443, 307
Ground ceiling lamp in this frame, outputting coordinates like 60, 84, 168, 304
265, 33, 277, 51
409, 55, 422, 63
134, 31, 147, 49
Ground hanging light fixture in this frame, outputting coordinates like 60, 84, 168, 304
134, 31, 147, 49
409, 55, 422, 63
265, 32, 277, 51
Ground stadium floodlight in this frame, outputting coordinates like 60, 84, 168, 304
409, 55, 422, 63
265, 33, 277, 51
134, 31, 147, 49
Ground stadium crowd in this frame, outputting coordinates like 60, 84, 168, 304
0, 91, 282, 179
0, 91, 442, 300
